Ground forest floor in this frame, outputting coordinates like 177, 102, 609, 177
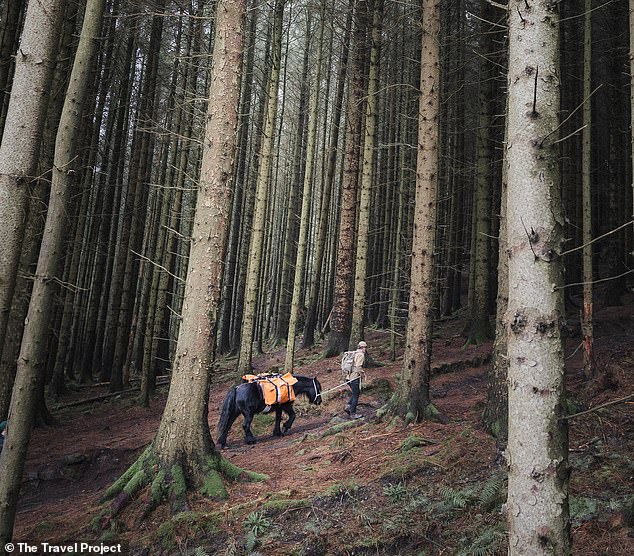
12, 297, 634, 556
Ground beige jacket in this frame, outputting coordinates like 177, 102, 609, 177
349, 349, 365, 380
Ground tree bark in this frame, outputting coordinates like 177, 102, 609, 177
323, 0, 366, 357
384, 0, 440, 423
284, 5, 325, 371
350, 0, 383, 347
0, 0, 65, 360
0, 0, 98, 543
237, 0, 285, 372
0, 0, 26, 138
505, 1, 570, 553
104, 0, 264, 513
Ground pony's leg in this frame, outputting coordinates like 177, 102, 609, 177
273, 407, 283, 436
217, 388, 240, 448
218, 410, 239, 448
242, 410, 257, 445
282, 403, 296, 433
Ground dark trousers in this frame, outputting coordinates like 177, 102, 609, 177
347, 377, 361, 413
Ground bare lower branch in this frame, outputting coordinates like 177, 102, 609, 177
561, 393, 634, 420
131, 250, 184, 283
558, 220, 634, 257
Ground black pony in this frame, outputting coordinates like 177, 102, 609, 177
217, 375, 322, 448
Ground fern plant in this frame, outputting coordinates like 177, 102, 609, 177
244, 511, 272, 537
477, 475, 506, 512
455, 524, 506, 556
440, 486, 472, 509
383, 481, 408, 503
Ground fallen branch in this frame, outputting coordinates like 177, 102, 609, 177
561, 393, 634, 421
55, 379, 170, 409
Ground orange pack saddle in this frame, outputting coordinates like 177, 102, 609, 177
242, 372, 298, 405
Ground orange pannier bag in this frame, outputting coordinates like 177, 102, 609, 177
241, 373, 299, 405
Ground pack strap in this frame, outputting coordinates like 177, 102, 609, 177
260, 374, 295, 404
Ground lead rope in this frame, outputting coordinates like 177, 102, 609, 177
314, 373, 364, 400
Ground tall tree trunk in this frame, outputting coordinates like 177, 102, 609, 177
303, 8, 351, 349
0, 2, 77, 415
0, 0, 102, 542
110, 6, 164, 392
0, 0, 25, 138
284, 5, 325, 371
85, 30, 135, 383
323, 0, 366, 357
581, 0, 594, 379
274, 22, 310, 344
483, 116, 509, 445
630, 0, 634, 277
464, 0, 495, 344
237, 0, 285, 372
383, 0, 440, 423
218, 2, 258, 354
389, 114, 407, 361
350, 0, 383, 347
0, 0, 65, 360
505, 1, 570, 554
103, 0, 264, 512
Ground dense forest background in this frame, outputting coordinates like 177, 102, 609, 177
0, 0, 633, 553
1, 0, 631, 411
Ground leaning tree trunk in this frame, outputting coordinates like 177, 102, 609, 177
505, 1, 570, 554
0, 0, 99, 543
0, 0, 26, 139
103, 0, 264, 516
0, 0, 65, 360
382, 0, 440, 424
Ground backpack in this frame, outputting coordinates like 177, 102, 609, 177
341, 351, 355, 378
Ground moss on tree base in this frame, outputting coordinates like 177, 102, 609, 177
379, 399, 449, 425
101, 443, 268, 519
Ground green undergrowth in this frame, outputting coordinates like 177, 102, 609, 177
157, 511, 221, 551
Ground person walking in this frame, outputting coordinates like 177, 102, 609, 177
344, 341, 367, 419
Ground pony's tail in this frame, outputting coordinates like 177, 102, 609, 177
217, 386, 238, 448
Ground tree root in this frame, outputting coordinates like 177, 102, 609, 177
100, 444, 268, 521
377, 400, 449, 425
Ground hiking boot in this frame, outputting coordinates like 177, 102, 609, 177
344, 405, 351, 415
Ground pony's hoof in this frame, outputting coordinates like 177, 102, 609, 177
273, 431, 283, 437
246, 438, 257, 445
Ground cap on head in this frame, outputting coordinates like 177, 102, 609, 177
358, 341, 367, 348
